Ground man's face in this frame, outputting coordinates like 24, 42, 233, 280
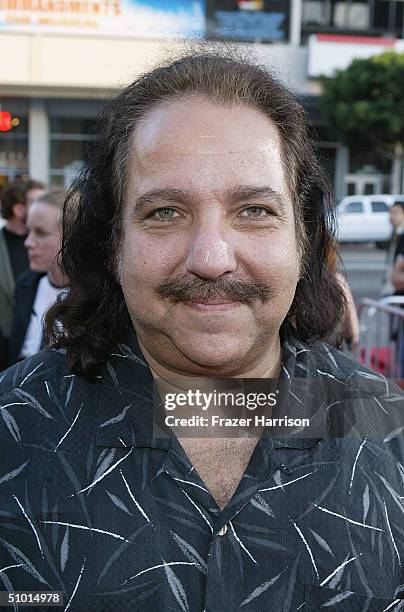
26, 187, 45, 209
119, 96, 300, 374
24, 202, 61, 273
10, 201, 27, 227
389, 205, 404, 229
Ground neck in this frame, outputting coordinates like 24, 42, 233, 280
5, 218, 27, 236
138, 335, 282, 385
48, 266, 68, 288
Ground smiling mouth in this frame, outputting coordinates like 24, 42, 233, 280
190, 298, 239, 304
183, 300, 244, 312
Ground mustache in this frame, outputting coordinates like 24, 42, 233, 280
156, 274, 273, 304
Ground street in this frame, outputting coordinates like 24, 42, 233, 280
339, 244, 404, 378
339, 244, 386, 305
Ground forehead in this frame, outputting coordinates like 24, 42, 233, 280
27, 187, 45, 199
128, 96, 289, 201
27, 202, 58, 227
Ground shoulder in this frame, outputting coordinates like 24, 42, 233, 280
0, 227, 8, 254
301, 337, 402, 395
395, 233, 404, 258
14, 269, 43, 290
285, 331, 368, 378
306, 339, 373, 377
288, 330, 404, 402
0, 350, 98, 445
0, 349, 68, 393
300, 339, 404, 453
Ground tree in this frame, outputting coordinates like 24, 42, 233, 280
319, 51, 404, 192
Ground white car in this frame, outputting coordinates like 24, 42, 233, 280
336, 194, 404, 245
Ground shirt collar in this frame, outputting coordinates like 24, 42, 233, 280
271, 326, 330, 450
95, 329, 170, 449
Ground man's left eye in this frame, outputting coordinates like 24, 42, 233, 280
240, 207, 269, 219
152, 208, 179, 220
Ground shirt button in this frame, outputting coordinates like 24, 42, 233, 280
218, 524, 228, 536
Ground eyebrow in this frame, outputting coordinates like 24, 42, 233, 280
131, 185, 287, 217
132, 188, 192, 216
228, 186, 287, 213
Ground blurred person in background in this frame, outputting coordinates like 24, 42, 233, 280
326, 245, 360, 349
0, 185, 4, 228
24, 178, 45, 209
386, 203, 404, 376
0, 180, 29, 369
381, 201, 404, 296
8, 189, 68, 365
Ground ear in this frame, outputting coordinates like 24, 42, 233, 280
12, 202, 27, 222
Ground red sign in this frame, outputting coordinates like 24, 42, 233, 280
0, 111, 12, 132
237, 0, 264, 8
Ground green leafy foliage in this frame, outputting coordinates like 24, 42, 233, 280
319, 51, 404, 150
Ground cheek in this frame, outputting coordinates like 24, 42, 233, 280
241, 231, 300, 284
46, 241, 58, 259
119, 233, 184, 289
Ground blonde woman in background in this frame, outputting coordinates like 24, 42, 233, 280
327, 244, 360, 350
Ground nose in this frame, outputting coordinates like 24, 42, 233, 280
24, 232, 34, 250
185, 221, 237, 279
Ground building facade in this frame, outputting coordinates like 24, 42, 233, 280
1, 0, 403, 199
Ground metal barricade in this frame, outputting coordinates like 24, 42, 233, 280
354, 297, 404, 379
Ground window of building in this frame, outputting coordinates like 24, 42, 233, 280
364, 182, 376, 195
49, 117, 95, 187
302, 0, 403, 38
302, 0, 369, 30
0, 106, 28, 187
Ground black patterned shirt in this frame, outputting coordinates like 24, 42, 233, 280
1, 329, 404, 611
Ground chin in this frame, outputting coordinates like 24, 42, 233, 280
178, 335, 252, 371
29, 262, 43, 273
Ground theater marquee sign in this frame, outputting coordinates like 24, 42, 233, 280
0, 0, 205, 37
205, 0, 290, 43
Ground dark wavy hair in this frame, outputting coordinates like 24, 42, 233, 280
45, 48, 345, 378
1, 179, 26, 219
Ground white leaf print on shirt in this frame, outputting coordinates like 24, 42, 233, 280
60, 528, 69, 572
0, 459, 30, 485
308, 529, 335, 557
363, 485, 370, 523
0, 538, 51, 586
170, 531, 208, 574
0, 408, 21, 443
105, 490, 132, 516
240, 570, 284, 607
164, 562, 190, 612
13, 389, 55, 420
